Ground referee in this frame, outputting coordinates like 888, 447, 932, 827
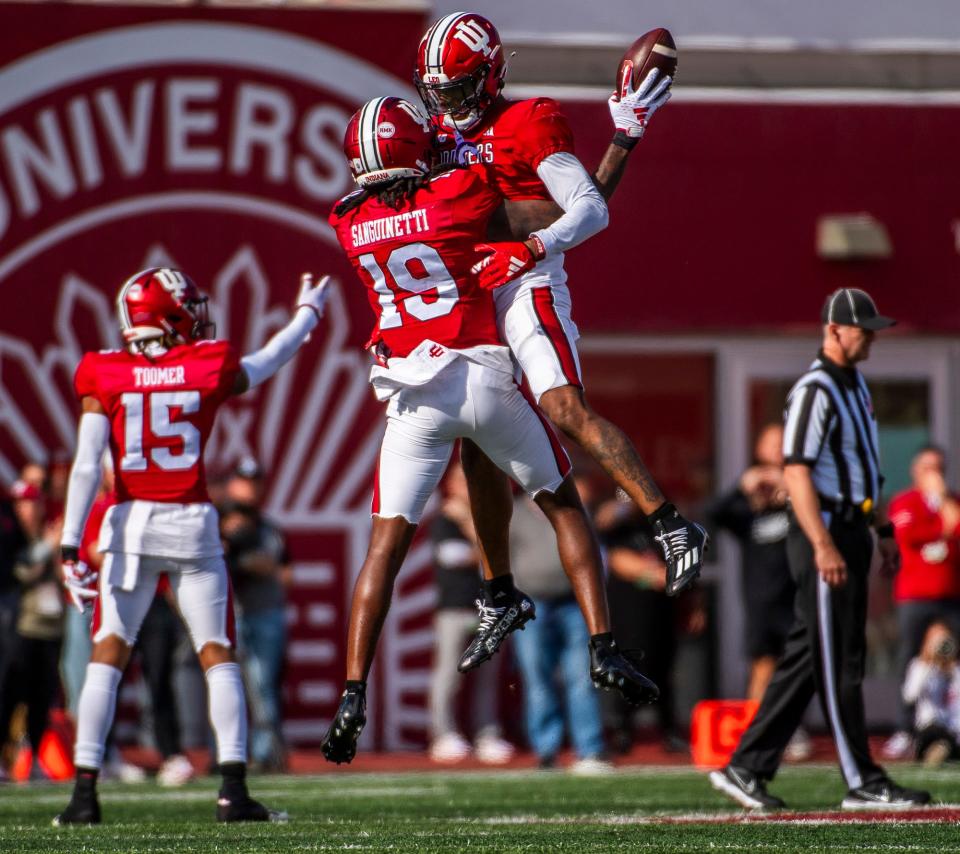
710, 288, 931, 810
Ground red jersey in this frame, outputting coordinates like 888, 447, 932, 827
74, 340, 241, 504
889, 487, 960, 601
436, 98, 575, 201
330, 168, 502, 358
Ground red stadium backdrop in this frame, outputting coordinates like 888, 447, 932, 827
2, 5, 959, 750
0, 4, 431, 750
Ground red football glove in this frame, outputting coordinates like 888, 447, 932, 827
471, 239, 546, 290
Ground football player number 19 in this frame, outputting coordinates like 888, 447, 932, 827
120, 391, 201, 472
358, 242, 460, 329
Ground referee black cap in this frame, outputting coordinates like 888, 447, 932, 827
821, 288, 896, 330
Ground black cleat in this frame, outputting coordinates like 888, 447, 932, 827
589, 642, 659, 706
652, 507, 709, 596
458, 592, 536, 673
52, 792, 101, 826
321, 685, 367, 765
216, 794, 288, 822
841, 779, 931, 810
709, 765, 787, 810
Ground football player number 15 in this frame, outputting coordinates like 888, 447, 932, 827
358, 242, 460, 329
120, 391, 201, 472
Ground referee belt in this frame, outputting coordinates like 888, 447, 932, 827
817, 494, 875, 525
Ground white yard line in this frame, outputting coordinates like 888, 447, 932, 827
470, 806, 960, 827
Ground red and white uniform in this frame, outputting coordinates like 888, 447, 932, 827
437, 98, 608, 399
72, 340, 241, 650
889, 488, 960, 602
332, 168, 502, 360
331, 167, 570, 523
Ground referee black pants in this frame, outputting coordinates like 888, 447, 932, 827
731, 513, 885, 789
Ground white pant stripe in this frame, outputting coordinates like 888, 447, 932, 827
815, 515, 863, 789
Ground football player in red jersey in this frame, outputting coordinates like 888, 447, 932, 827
320, 97, 657, 764
53, 266, 329, 825
413, 12, 708, 661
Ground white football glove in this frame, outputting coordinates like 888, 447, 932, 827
608, 65, 672, 139
61, 546, 99, 614
296, 273, 332, 321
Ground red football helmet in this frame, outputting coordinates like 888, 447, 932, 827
116, 267, 214, 349
343, 97, 434, 188
415, 12, 506, 131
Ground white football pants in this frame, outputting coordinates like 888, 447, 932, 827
374, 358, 570, 523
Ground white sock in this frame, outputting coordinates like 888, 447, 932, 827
74, 663, 123, 770
205, 663, 248, 765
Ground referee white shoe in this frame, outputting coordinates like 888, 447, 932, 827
841, 779, 931, 810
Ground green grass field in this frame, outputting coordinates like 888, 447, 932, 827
2, 765, 959, 853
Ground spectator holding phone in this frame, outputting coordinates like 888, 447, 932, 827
902, 621, 960, 767
884, 446, 960, 759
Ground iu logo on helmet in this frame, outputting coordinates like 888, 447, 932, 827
155, 268, 189, 301
454, 19, 493, 57
397, 100, 431, 132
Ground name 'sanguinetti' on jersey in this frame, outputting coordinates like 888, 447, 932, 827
350, 209, 430, 248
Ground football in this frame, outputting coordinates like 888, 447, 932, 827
616, 28, 678, 93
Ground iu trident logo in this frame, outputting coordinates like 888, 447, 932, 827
453, 19, 493, 57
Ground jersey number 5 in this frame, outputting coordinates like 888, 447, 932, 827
358, 242, 459, 330
120, 391, 201, 472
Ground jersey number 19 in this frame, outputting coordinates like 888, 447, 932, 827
358, 242, 460, 330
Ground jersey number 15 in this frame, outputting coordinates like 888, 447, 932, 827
120, 391, 201, 472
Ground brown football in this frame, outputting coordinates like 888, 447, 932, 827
616, 28, 678, 93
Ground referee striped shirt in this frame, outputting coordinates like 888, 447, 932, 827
782, 350, 881, 505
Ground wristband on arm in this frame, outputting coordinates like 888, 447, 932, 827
612, 131, 639, 152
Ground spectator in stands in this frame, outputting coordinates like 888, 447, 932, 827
18, 462, 47, 493
884, 445, 960, 759
596, 489, 686, 754
902, 621, 960, 767
0, 486, 27, 781
708, 424, 794, 702
708, 425, 812, 760
219, 458, 289, 772
46, 452, 71, 524
138, 586, 195, 786
511, 478, 608, 774
0, 480, 64, 781
428, 461, 513, 765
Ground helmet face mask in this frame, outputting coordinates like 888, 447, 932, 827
180, 295, 215, 342
415, 66, 489, 130
117, 268, 215, 352
415, 13, 505, 133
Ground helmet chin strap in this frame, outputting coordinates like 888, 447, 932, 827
129, 337, 170, 359
453, 127, 481, 165
445, 109, 482, 165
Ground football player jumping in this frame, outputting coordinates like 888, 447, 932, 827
53, 267, 329, 825
320, 97, 658, 765
414, 12, 709, 662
